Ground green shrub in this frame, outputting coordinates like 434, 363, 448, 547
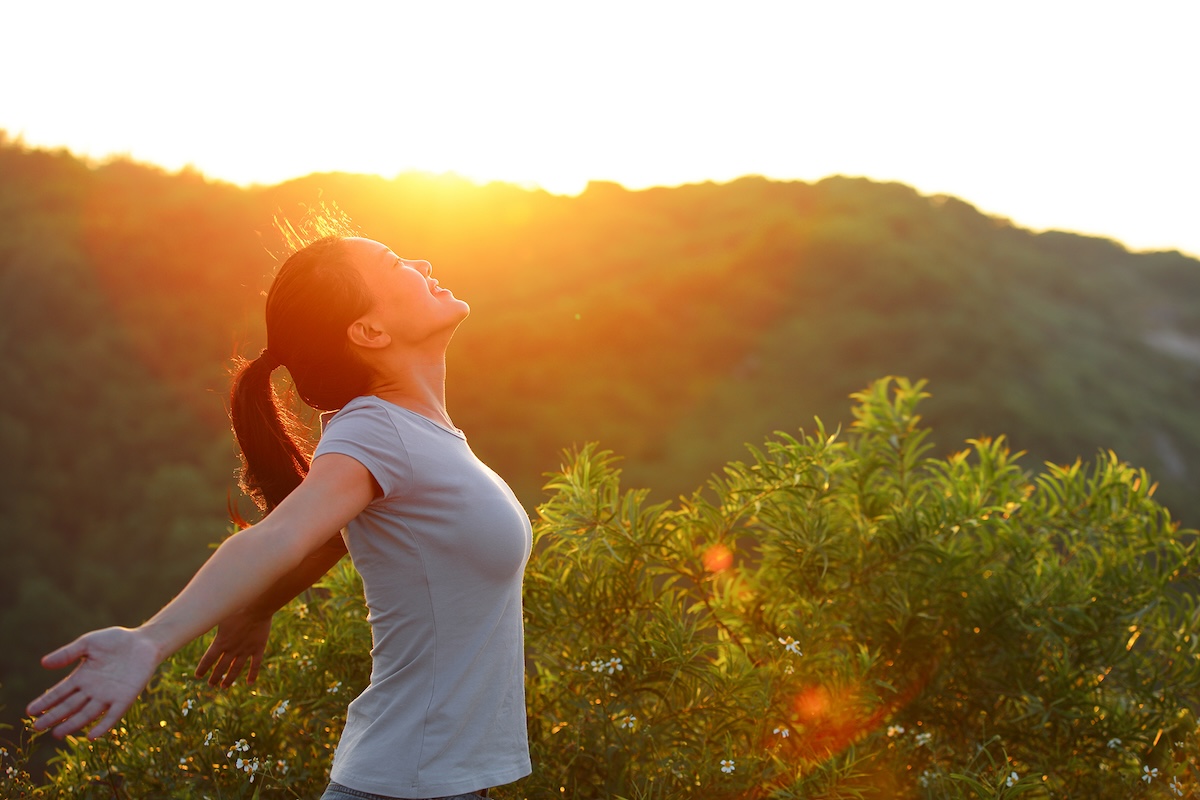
5, 378, 1197, 798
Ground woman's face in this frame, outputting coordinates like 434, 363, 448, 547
344, 238, 470, 346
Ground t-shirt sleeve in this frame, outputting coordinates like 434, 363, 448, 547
313, 400, 412, 498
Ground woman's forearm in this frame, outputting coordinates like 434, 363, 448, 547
242, 532, 349, 617
136, 521, 321, 662
192, 532, 349, 688
28, 454, 375, 741
135, 454, 374, 662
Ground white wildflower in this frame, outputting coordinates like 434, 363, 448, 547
619, 715, 637, 729
237, 756, 261, 783
1106, 737, 1121, 749
777, 636, 803, 656
1169, 777, 1184, 797
773, 726, 790, 738
328, 681, 342, 694
887, 725, 905, 737
271, 699, 290, 718
720, 759, 735, 774
1143, 766, 1159, 784
181, 699, 195, 717
226, 738, 249, 758
915, 732, 932, 747
1006, 771, 1019, 788
586, 656, 624, 675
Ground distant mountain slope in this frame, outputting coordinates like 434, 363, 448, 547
288, 171, 1198, 522
2, 137, 1197, 730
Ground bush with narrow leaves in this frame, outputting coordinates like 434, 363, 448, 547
5, 378, 1197, 798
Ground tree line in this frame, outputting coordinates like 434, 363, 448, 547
1, 134, 1198, 736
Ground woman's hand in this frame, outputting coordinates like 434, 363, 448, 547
26, 455, 367, 741
194, 610, 273, 688
26, 627, 160, 740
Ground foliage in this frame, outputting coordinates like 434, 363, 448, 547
5, 135, 1200, 735
5, 378, 1197, 798
1, 562, 372, 799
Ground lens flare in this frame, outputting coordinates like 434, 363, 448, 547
702, 543, 734, 574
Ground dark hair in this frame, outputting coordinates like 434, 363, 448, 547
229, 235, 374, 512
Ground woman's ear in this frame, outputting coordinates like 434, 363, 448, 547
347, 318, 391, 350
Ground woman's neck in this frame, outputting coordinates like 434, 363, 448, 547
365, 359, 454, 429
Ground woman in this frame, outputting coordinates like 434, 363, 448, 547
27, 233, 533, 800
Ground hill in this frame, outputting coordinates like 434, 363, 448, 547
1, 135, 1198, 731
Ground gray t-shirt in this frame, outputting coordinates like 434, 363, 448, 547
313, 395, 532, 797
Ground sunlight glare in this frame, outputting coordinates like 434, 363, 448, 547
0, 1, 1196, 251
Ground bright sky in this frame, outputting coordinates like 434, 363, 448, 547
3, 0, 1197, 256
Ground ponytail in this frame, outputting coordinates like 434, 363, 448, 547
229, 350, 311, 513
229, 231, 373, 515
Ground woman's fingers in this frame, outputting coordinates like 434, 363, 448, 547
27, 674, 82, 719
28, 685, 84, 731
201, 651, 257, 688
196, 612, 273, 688
26, 684, 62, 718
206, 653, 234, 687
220, 655, 247, 688
88, 704, 128, 741
28, 627, 160, 740
244, 654, 261, 686
28, 635, 94, 717
40, 636, 88, 670
194, 642, 219, 679
52, 697, 109, 740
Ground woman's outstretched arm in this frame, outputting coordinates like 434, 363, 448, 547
26, 453, 375, 740
194, 533, 350, 688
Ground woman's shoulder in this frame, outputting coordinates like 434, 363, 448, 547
320, 396, 392, 436
314, 396, 413, 497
